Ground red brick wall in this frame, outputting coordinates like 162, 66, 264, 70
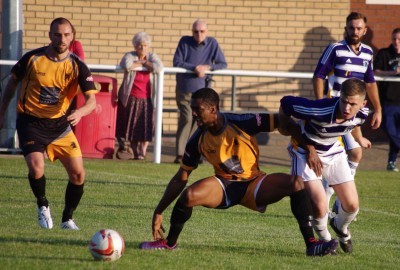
350, 0, 400, 140
351, 0, 400, 54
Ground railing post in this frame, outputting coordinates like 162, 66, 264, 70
231, 75, 236, 111
153, 70, 164, 164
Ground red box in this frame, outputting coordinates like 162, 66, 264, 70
74, 75, 118, 159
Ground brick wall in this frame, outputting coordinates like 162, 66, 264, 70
5, 0, 353, 133
351, 0, 400, 54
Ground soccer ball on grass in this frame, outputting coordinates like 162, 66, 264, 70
89, 229, 125, 261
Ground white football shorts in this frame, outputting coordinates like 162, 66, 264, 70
288, 141, 354, 186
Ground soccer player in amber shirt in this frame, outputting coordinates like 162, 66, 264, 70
139, 87, 338, 256
0, 17, 98, 230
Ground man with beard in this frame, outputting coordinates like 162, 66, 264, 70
312, 12, 381, 218
0, 17, 97, 230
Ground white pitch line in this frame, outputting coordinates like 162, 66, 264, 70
46, 163, 154, 181
361, 208, 400, 218
43, 165, 400, 218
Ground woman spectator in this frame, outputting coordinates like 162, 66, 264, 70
116, 32, 163, 160
70, 25, 85, 60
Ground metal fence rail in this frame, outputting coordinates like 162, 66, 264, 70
1, 60, 400, 163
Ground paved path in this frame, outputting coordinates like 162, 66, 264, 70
1, 135, 393, 172
140, 134, 392, 171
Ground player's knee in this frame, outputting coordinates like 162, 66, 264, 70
292, 175, 304, 192
179, 189, 192, 207
341, 201, 359, 213
180, 187, 203, 208
69, 170, 85, 185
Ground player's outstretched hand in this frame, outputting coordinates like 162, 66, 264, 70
152, 213, 165, 240
359, 136, 372, 149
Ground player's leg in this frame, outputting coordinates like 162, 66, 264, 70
254, 173, 315, 238
17, 115, 54, 229
330, 134, 361, 216
58, 155, 85, 230
166, 176, 224, 246
327, 152, 357, 253
49, 131, 85, 230
304, 180, 332, 242
139, 176, 223, 250
25, 151, 54, 229
287, 145, 332, 242
25, 152, 47, 203
251, 173, 337, 256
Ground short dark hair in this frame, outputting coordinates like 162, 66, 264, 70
340, 78, 366, 97
392, 28, 400, 35
49, 17, 73, 32
346, 12, 367, 24
191, 87, 220, 110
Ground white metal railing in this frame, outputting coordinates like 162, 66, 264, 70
1, 60, 400, 163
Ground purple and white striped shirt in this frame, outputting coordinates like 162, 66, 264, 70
314, 39, 375, 98
280, 96, 369, 152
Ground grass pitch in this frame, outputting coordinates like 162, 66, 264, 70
0, 156, 399, 270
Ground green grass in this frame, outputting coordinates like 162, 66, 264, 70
0, 156, 399, 270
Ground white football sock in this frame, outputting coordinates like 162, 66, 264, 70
335, 204, 359, 236
313, 212, 332, 241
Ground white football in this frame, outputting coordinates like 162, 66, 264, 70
89, 229, 125, 262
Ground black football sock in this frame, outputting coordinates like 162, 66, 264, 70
62, 182, 84, 222
167, 199, 193, 247
28, 174, 48, 207
290, 189, 315, 248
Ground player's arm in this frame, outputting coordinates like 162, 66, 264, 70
313, 44, 334, 99
351, 126, 371, 149
67, 93, 96, 126
278, 98, 323, 175
152, 167, 192, 240
0, 74, 20, 129
365, 82, 382, 129
313, 76, 325, 99
374, 68, 400, 76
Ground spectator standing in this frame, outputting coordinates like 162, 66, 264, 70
70, 25, 85, 60
116, 32, 163, 160
173, 19, 227, 164
374, 28, 400, 172
0, 17, 97, 230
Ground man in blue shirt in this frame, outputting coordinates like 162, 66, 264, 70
173, 19, 227, 163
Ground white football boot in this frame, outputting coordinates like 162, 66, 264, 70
60, 219, 80, 230
38, 206, 54, 229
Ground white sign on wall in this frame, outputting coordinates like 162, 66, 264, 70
366, 0, 400, 4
